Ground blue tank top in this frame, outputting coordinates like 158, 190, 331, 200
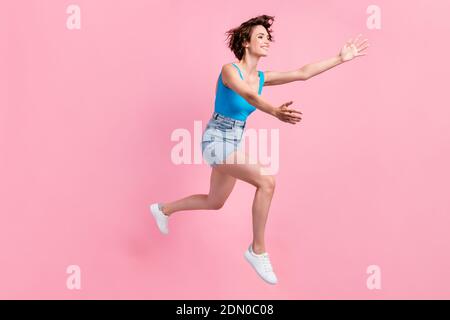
214, 63, 264, 121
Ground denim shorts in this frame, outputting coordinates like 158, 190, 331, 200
201, 112, 246, 167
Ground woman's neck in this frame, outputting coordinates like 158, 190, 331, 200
237, 57, 260, 78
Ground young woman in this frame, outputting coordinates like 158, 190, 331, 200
150, 15, 369, 285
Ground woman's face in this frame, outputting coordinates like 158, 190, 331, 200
244, 25, 271, 57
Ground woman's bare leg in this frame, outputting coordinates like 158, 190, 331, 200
160, 167, 236, 216
214, 150, 276, 254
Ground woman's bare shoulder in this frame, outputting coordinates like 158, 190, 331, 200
220, 63, 237, 86
221, 62, 236, 69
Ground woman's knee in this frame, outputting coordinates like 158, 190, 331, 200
207, 198, 225, 210
258, 175, 276, 192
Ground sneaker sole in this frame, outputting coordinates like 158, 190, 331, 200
244, 250, 277, 285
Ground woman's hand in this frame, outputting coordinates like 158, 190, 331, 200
273, 101, 302, 124
339, 34, 369, 62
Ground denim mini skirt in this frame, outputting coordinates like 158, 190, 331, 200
201, 112, 246, 167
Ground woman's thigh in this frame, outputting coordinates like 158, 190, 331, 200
214, 149, 275, 188
207, 166, 237, 207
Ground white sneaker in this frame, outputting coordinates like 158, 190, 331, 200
244, 244, 278, 285
150, 203, 169, 235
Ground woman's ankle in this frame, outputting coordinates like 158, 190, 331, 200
252, 242, 266, 255
159, 203, 171, 216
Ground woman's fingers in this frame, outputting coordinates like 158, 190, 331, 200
280, 106, 301, 114
282, 109, 302, 117
278, 101, 303, 124
354, 34, 364, 46
283, 101, 293, 107
287, 109, 302, 114
357, 38, 368, 49
284, 114, 302, 122
358, 44, 369, 53
285, 115, 301, 122
284, 118, 295, 124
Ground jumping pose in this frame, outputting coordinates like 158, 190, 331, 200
150, 15, 369, 285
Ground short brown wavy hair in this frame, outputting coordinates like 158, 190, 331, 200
225, 15, 275, 60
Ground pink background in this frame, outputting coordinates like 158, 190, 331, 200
1, 0, 450, 299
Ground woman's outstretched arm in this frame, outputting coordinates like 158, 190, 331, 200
302, 34, 369, 79
264, 34, 369, 86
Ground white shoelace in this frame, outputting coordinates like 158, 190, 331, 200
259, 254, 273, 272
